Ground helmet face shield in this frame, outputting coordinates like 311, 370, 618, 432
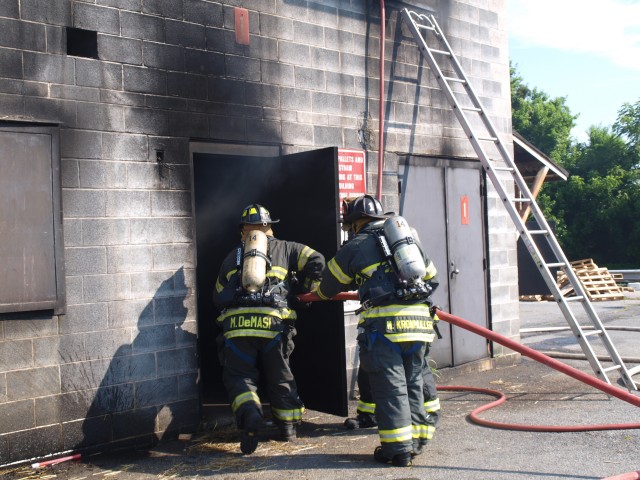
239, 204, 280, 227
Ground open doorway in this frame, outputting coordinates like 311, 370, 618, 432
191, 144, 348, 416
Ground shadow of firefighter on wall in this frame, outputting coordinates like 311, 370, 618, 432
74, 267, 200, 455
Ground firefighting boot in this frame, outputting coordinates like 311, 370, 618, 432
344, 412, 377, 430
277, 422, 297, 441
240, 408, 263, 455
374, 446, 412, 467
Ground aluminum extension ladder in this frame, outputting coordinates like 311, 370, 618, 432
401, 8, 639, 391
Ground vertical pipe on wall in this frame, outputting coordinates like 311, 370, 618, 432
376, 0, 386, 201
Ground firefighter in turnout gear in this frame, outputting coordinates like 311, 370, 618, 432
214, 204, 325, 455
316, 195, 439, 467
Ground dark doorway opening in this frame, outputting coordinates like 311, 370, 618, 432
192, 146, 348, 416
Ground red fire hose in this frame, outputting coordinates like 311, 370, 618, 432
298, 292, 640, 417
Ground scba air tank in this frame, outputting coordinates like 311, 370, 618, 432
383, 215, 427, 283
242, 230, 269, 293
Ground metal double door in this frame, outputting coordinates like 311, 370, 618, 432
399, 157, 489, 367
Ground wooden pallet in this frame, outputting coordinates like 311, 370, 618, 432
556, 259, 624, 301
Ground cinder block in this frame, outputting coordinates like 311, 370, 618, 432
76, 58, 122, 89
184, 0, 223, 26
166, 19, 206, 49
325, 71, 355, 95
34, 334, 86, 366
142, 0, 183, 20
123, 66, 166, 95
82, 218, 130, 246
142, 41, 184, 71
132, 324, 175, 353
156, 347, 197, 375
152, 244, 194, 272
293, 20, 324, 47
294, 66, 325, 90
0, 92, 24, 117
51, 84, 100, 102
5, 425, 63, 464
312, 92, 340, 115
259, 13, 293, 40
64, 245, 107, 276
64, 218, 82, 246
23, 51, 75, 84
278, 40, 310, 65
207, 77, 245, 103
148, 136, 189, 164
83, 273, 132, 303
157, 398, 200, 433
245, 118, 281, 143
168, 165, 190, 191
121, 11, 165, 42
126, 162, 168, 190
7, 366, 60, 401
167, 72, 207, 100
208, 114, 246, 141
130, 271, 178, 299
112, 406, 156, 439
99, 35, 143, 65
172, 218, 193, 243
73, 3, 120, 35
20, 0, 71, 26
314, 125, 342, 146
124, 106, 171, 135
177, 372, 199, 399
85, 329, 132, 360
102, 132, 148, 161
0, 339, 33, 372
0, 0, 19, 18
204, 25, 225, 52
225, 55, 261, 82
0, 18, 46, 52
135, 376, 179, 407
60, 303, 109, 335
25, 96, 77, 126
107, 245, 153, 273
151, 191, 191, 217
62, 190, 106, 218
130, 218, 174, 244
106, 190, 151, 218
0, 48, 21, 80
108, 299, 154, 328
280, 87, 310, 110
185, 49, 224, 75
281, 121, 313, 145
0, 399, 35, 433
79, 160, 127, 188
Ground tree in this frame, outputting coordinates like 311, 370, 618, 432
510, 65, 640, 267
510, 64, 577, 164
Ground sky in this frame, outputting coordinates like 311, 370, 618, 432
507, 0, 640, 142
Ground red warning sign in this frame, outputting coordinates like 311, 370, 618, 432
337, 149, 366, 201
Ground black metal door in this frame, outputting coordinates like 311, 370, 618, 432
192, 147, 347, 416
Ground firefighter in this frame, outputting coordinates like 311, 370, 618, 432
316, 195, 439, 467
213, 204, 325, 455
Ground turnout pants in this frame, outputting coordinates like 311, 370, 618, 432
356, 345, 440, 439
359, 331, 429, 457
218, 327, 304, 428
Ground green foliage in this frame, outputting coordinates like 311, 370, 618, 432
510, 65, 640, 267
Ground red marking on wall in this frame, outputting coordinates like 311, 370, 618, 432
461, 195, 469, 225
235, 8, 250, 45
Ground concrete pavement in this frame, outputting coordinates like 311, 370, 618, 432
2, 291, 639, 480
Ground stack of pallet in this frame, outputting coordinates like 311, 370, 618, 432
556, 258, 624, 301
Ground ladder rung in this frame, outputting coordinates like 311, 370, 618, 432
415, 22, 436, 31
628, 365, 640, 376
476, 136, 498, 142
528, 229, 549, 235
431, 48, 451, 56
460, 106, 481, 112
494, 166, 514, 171
512, 198, 531, 203
602, 364, 622, 373
564, 296, 586, 302
582, 329, 603, 337
443, 76, 466, 83
545, 262, 566, 268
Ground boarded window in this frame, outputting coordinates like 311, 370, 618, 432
0, 124, 65, 314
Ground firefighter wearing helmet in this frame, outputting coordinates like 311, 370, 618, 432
213, 204, 325, 455
316, 195, 440, 467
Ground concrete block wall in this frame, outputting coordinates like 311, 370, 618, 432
0, 0, 516, 463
